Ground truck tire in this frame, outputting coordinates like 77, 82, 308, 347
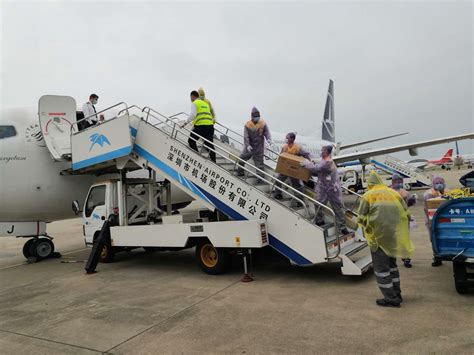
196, 240, 231, 275
93, 232, 115, 263
453, 262, 469, 294
99, 244, 115, 263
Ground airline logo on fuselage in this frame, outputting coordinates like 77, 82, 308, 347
89, 133, 111, 151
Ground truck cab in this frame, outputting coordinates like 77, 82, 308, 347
82, 178, 162, 246
341, 170, 366, 193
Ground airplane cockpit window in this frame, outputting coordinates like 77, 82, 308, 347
0, 126, 17, 139
85, 185, 106, 217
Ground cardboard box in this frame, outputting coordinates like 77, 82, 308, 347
426, 197, 447, 220
426, 198, 447, 210
276, 153, 311, 182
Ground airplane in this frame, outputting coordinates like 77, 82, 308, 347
409, 149, 453, 170
0, 107, 194, 260
1, 80, 473, 261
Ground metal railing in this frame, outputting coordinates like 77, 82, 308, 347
71, 102, 130, 134
384, 155, 425, 175
141, 106, 343, 258
169, 112, 282, 164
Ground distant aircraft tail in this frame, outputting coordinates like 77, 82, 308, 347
442, 149, 454, 160
321, 79, 335, 143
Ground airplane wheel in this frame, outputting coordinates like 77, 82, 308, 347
22, 239, 35, 259
32, 238, 55, 260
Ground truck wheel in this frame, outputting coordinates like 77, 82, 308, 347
99, 244, 115, 263
22, 239, 35, 259
196, 240, 231, 275
453, 262, 469, 294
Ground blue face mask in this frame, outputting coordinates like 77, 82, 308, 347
434, 183, 445, 192
393, 182, 403, 190
252, 117, 260, 123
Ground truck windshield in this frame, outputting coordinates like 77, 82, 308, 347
85, 185, 106, 217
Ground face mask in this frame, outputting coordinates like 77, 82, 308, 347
285, 139, 289, 144
393, 182, 403, 190
252, 117, 260, 123
434, 183, 445, 192
92, 99, 98, 105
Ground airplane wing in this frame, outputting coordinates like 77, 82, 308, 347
339, 132, 409, 150
334, 132, 474, 164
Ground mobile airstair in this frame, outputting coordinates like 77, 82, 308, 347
38, 95, 372, 276
371, 155, 431, 187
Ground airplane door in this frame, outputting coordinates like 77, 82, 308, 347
38, 95, 76, 160
83, 184, 107, 244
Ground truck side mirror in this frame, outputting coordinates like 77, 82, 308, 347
72, 200, 81, 215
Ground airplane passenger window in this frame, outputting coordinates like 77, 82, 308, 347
0, 126, 17, 139
85, 185, 106, 217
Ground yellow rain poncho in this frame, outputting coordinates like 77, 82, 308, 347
357, 172, 414, 258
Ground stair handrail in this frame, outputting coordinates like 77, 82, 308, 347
144, 107, 307, 211
142, 106, 342, 257
118, 105, 143, 116
71, 102, 130, 134
169, 111, 282, 163
385, 155, 425, 175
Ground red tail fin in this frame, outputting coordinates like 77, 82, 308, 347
442, 149, 453, 160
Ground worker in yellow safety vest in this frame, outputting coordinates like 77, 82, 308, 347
198, 87, 216, 124
181, 90, 216, 162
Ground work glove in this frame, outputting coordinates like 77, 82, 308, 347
247, 146, 253, 152
299, 160, 309, 167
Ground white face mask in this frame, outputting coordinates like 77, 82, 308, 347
92, 99, 98, 105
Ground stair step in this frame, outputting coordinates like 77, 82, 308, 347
340, 240, 367, 257
218, 161, 237, 167
326, 232, 356, 247
354, 253, 373, 273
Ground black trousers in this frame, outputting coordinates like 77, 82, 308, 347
188, 125, 216, 162
371, 248, 401, 302
79, 120, 97, 131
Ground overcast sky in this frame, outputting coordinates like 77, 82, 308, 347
1, 0, 472, 157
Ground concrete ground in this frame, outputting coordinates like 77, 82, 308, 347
0, 168, 473, 354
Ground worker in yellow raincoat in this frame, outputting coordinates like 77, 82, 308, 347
357, 172, 414, 308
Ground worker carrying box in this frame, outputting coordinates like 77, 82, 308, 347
273, 132, 311, 206
276, 152, 311, 182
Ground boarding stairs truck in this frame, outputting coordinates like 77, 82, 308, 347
38, 95, 372, 276
370, 155, 431, 189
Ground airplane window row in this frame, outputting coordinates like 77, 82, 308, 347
0, 125, 17, 139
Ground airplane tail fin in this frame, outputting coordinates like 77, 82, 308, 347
321, 79, 335, 143
442, 149, 454, 160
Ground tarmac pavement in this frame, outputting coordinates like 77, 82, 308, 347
0, 168, 472, 354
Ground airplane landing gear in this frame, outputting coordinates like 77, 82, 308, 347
22, 236, 55, 261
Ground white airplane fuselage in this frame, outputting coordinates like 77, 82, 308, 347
0, 107, 94, 223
